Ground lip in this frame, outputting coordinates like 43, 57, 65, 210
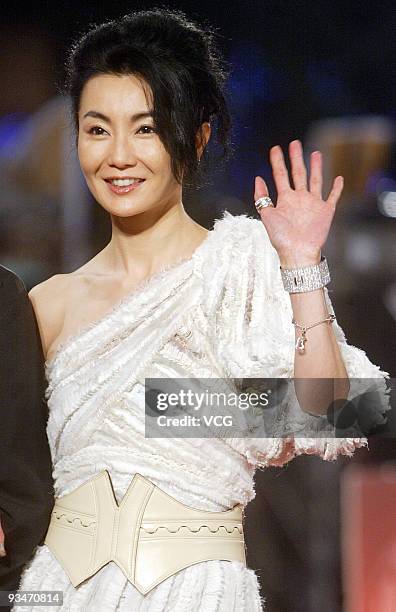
105, 177, 146, 181
104, 179, 145, 195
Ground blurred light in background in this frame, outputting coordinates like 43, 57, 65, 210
0, 112, 29, 160
378, 191, 396, 217
344, 232, 382, 273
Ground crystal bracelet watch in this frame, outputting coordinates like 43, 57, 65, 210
280, 255, 330, 293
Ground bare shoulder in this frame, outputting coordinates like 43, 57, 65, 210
28, 274, 71, 359
28, 255, 105, 358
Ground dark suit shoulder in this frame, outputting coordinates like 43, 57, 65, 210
0, 265, 27, 293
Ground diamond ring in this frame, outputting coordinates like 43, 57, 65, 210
254, 196, 275, 211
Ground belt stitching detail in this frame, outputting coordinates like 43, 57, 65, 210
89, 480, 98, 574
129, 480, 154, 579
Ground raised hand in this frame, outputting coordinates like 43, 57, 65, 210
254, 139, 344, 266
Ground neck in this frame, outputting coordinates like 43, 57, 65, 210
102, 204, 203, 278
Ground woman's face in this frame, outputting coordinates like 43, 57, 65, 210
77, 74, 183, 218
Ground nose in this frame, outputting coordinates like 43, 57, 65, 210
107, 134, 137, 168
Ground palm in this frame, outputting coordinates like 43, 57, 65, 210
254, 140, 344, 263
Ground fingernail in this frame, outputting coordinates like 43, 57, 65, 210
0, 542, 6, 556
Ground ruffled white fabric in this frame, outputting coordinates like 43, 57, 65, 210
14, 211, 390, 611
196, 212, 390, 468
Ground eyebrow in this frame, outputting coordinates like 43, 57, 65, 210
82, 110, 154, 122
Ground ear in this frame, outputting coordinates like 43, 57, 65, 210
195, 122, 211, 160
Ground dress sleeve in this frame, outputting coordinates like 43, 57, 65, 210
210, 214, 391, 468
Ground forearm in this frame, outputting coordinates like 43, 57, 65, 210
280, 253, 350, 415
254, 138, 353, 415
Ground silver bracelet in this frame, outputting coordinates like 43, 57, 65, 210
280, 255, 330, 293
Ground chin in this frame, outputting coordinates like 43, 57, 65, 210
103, 200, 152, 218
91, 191, 138, 216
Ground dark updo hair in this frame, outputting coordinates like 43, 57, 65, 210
61, 6, 235, 190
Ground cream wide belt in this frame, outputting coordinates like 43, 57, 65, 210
44, 470, 247, 595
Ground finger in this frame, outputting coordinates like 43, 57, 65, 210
269, 145, 291, 194
254, 176, 275, 218
326, 176, 344, 208
309, 151, 323, 198
289, 139, 307, 191
254, 176, 269, 201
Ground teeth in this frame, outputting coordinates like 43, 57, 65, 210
110, 178, 142, 186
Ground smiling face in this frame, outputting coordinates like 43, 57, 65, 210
77, 73, 183, 218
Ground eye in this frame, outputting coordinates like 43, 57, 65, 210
137, 125, 156, 134
88, 126, 107, 136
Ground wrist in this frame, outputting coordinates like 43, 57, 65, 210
279, 250, 321, 268
279, 254, 330, 294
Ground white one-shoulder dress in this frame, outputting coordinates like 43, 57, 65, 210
14, 211, 390, 611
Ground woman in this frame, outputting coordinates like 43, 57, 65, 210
15, 8, 389, 612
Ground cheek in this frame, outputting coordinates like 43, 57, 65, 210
78, 139, 102, 176
145, 145, 173, 177
77, 138, 89, 173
